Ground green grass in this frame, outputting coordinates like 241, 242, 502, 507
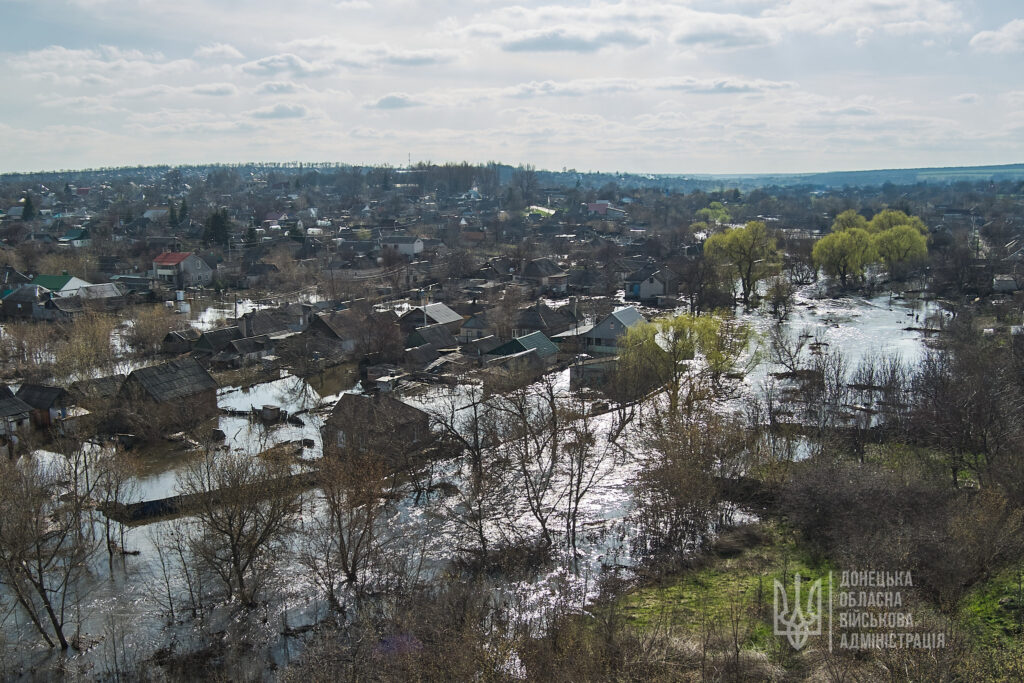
620, 523, 831, 652
962, 568, 1024, 650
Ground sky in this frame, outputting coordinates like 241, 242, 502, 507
0, 0, 1022, 174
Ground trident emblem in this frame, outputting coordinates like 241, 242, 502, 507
774, 574, 823, 650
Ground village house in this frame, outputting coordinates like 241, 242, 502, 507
15, 384, 74, 429
520, 258, 568, 293
512, 302, 577, 338
119, 357, 219, 431
2, 284, 51, 319
31, 272, 91, 296
0, 393, 33, 436
322, 393, 431, 467
162, 328, 202, 355
211, 335, 274, 369
380, 235, 424, 258
457, 313, 492, 342
194, 325, 243, 355
624, 265, 678, 302
58, 227, 91, 248
487, 330, 559, 365
399, 302, 464, 334
152, 251, 215, 288
583, 306, 646, 355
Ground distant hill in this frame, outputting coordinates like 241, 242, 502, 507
3, 161, 1023, 193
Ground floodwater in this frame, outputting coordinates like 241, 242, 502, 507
1, 286, 945, 678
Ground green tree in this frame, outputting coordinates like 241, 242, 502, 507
696, 201, 730, 228
203, 209, 230, 247
617, 312, 755, 418
831, 209, 868, 232
868, 209, 927, 235
179, 198, 189, 223
873, 224, 928, 277
21, 194, 36, 222
168, 202, 178, 227
812, 228, 876, 288
704, 220, 777, 307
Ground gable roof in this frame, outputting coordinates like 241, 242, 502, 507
0, 396, 33, 419
31, 274, 73, 291
407, 323, 458, 349
153, 252, 192, 266
328, 393, 428, 431
522, 258, 566, 278
124, 357, 218, 403
16, 384, 70, 410
609, 306, 645, 328
401, 302, 463, 327
69, 374, 125, 401
514, 303, 574, 333
196, 326, 243, 352
227, 335, 271, 355
489, 331, 558, 359
164, 328, 201, 343
3, 284, 50, 302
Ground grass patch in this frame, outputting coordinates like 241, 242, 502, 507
962, 567, 1024, 650
620, 522, 831, 652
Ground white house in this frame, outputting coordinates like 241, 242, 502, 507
381, 236, 424, 258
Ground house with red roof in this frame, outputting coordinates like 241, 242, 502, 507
152, 252, 214, 288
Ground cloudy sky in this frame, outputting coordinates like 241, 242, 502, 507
1, 0, 1022, 174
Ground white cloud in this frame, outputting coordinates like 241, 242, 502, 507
279, 38, 461, 68
366, 93, 425, 109
7, 45, 194, 82
953, 93, 980, 104
970, 19, 1024, 54
241, 53, 336, 78
192, 83, 239, 96
248, 103, 309, 119
194, 43, 245, 60
502, 28, 652, 53
673, 14, 779, 51
256, 81, 301, 95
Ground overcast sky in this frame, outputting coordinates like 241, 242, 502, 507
1, 0, 1021, 174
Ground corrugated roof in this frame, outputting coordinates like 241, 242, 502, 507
0, 396, 33, 419
489, 331, 558, 359
125, 357, 218, 403
403, 302, 463, 327
31, 274, 72, 291
610, 306, 645, 328
153, 252, 192, 266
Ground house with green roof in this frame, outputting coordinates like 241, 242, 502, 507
487, 330, 559, 364
58, 228, 91, 248
30, 272, 91, 296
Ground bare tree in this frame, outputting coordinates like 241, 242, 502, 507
0, 454, 96, 649
177, 450, 300, 606
559, 390, 615, 569
301, 453, 395, 611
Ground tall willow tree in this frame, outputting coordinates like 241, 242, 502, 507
704, 221, 777, 307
